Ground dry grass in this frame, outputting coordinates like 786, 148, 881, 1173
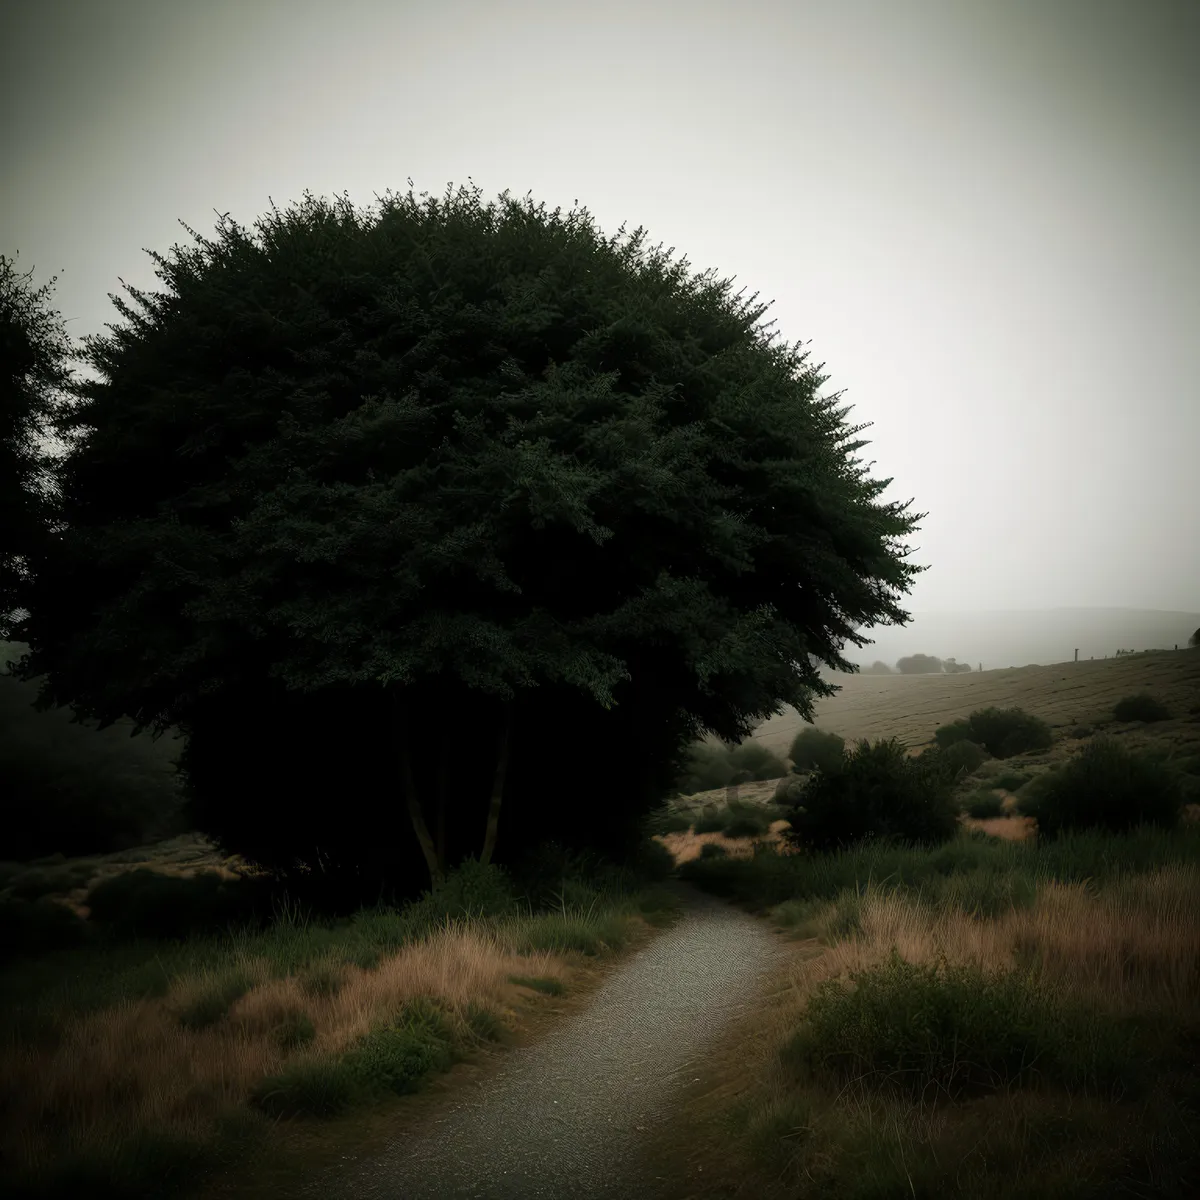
0, 921, 570, 1177
739, 865, 1200, 1119
653, 863, 1200, 1197
654, 820, 794, 865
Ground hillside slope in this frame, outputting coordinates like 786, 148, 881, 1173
745, 647, 1200, 756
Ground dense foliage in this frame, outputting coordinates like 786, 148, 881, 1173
9, 183, 924, 901
1020, 737, 1184, 837
1112, 692, 1171, 723
783, 738, 959, 851
787, 726, 846, 775
934, 707, 1052, 759
0, 254, 74, 641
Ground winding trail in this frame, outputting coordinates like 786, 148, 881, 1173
306, 882, 789, 1200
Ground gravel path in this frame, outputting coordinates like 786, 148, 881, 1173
309, 881, 788, 1200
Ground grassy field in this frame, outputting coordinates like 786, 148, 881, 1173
2, 649, 1198, 1198
0, 843, 682, 1199
741, 647, 1200, 753
645, 650, 1200, 1199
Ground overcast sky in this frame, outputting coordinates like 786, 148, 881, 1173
6, 0, 1198, 617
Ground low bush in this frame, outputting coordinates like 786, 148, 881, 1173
784, 738, 960, 852
674, 742, 737, 794
727, 740, 789, 782
1021, 737, 1184, 837
630, 837, 677, 881
938, 739, 988, 778
781, 951, 1135, 1103
699, 842, 729, 860
405, 858, 521, 925
692, 805, 726, 834
989, 769, 1031, 793
935, 708, 1053, 759
341, 1000, 454, 1099
787, 728, 846, 775
1113, 693, 1172, 723
249, 1058, 360, 1119
964, 789, 1005, 819
723, 812, 772, 839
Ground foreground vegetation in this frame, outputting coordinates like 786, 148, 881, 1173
674, 833, 1199, 1198
0, 848, 680, 1199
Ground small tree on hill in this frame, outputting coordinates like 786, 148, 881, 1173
1190, 627, 1199, 648
14, 183, 926, 898
896, 653, 943, 674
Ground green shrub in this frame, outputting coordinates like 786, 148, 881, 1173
727, 740, 789, 781
674, 742, 737, 794
938, 739, 987, 778
462, 1002, 505, 1043
407, 858, 520, 924
964, 789, 1005, 819
693, 805, 727, 834
699, 842, 729, 859
787, 728, 846, 775
989, 769, 1031, 792
1113, 693, 1172, 723
630, 837, 676, 881
1021, 737, 1184, 837
936, 708, 1053, 759
342, 1014, 453, 1098
250, 1058, 360, 1119
933, 720, 974, 750
782, 951, 1133, 1102
515, 910, 630, 955
1070, 725, 1094, 739
784, 738, 960, 851
724, 813, 772, 839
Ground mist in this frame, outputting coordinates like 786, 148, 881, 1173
6, 0, 1198, 617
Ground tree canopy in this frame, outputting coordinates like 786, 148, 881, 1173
11, 181, 924, 898
1, 253, 74, 641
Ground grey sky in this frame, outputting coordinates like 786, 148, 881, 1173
6, 0, 1198, 616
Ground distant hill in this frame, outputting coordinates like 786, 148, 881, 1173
748, 645, 1200, 754
841, 608, 1200, 673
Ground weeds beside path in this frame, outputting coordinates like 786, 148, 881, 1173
289, 881, 790, 1200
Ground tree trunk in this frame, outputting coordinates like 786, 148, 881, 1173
396, 689, 443, 889
436, 727, 449, 869
479, 693, 515, 866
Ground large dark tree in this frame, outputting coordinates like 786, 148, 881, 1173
15, 182, 925, 899
1, 253, 75, 641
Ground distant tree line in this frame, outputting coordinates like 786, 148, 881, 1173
860, 655, 972, 675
